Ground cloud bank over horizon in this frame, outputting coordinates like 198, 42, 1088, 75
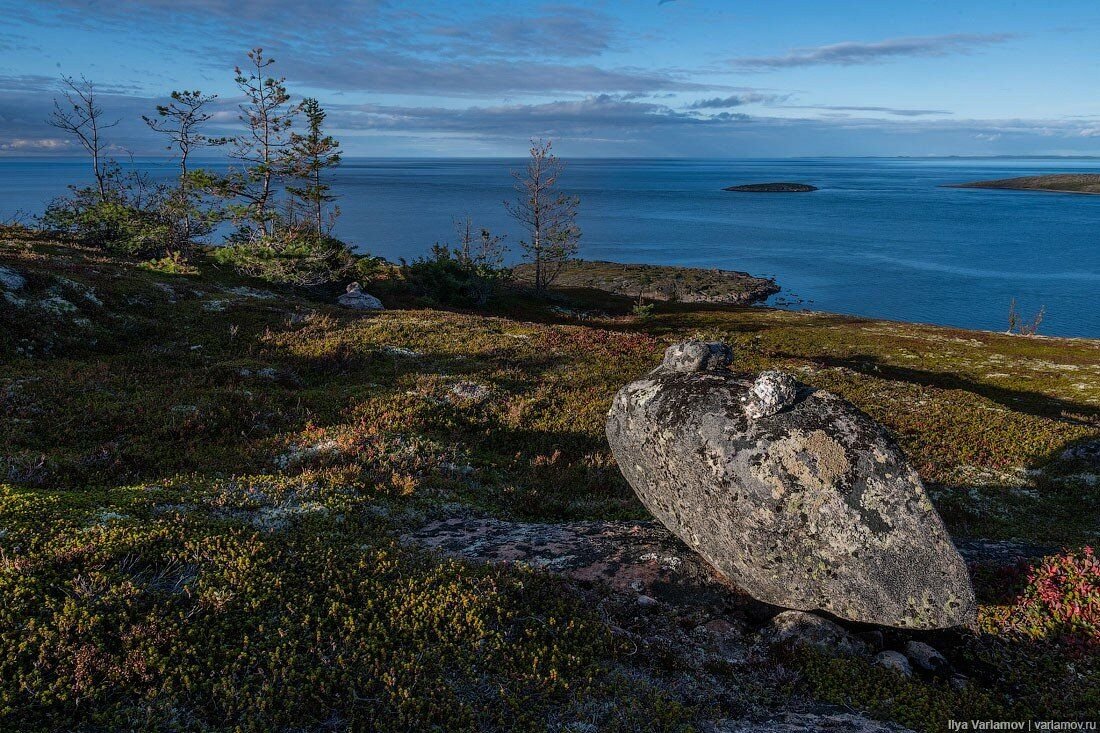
1, 0, 1099, 157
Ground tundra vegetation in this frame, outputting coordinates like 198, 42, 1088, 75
2, 50, 1097, 733
0, 223, 1097, 731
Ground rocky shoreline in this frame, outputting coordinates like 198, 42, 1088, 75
513, 258, 780, 305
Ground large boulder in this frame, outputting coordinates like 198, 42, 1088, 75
606, 341, 975, 629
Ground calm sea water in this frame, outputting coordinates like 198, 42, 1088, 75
2, 156, 1098, 337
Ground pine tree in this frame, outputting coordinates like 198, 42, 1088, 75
143, 90, 219, 247
285, 98, 341, 234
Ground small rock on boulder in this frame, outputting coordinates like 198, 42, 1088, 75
337, 282, 383, 310
606, 341, 976, 629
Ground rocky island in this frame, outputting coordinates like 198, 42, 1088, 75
513, 259, 780, 305
724, 182, 819, 192
945, 173, 1100, 194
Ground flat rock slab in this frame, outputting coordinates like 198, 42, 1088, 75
403, 517, 760, 608
402, 517, 1021, 611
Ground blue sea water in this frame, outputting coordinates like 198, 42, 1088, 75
1, 156, 1098, 337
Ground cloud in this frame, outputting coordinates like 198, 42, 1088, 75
782, 105, 952, 117
15, 1, 717, 97
0, 137, 72, 151
430, 7, 617, 59
732, 33, 1016, 70
687, 93, 791, 109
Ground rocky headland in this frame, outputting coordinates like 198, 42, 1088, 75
513, 259, 780, 305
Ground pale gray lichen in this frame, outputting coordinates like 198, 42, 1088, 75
741, 370, 799, 419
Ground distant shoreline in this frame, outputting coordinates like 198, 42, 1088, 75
944, 173, 1100, 195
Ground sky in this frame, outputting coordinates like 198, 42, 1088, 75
3, 0, 1100, 157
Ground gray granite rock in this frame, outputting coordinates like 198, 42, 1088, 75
767, 610, 867, 657
606, 340, 976, 629
337, 282, 383, 310
874, 650, 913, 677
904, 640, 948, 673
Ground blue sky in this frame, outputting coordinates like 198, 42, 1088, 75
3, 0, 1100, 157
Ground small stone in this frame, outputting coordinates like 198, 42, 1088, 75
904, 640, 948, 673
768, 610, 867, 657
874, 650, 913, 677
949, 673, 969, 691
741, 370, 799, 419
658, 341, 732, 373
337, 282, 384, 310
637, 594, 658, 607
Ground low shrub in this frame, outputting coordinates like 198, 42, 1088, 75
40, 187, 171, 257
403, 243, 508, 307
213, 227, 357, 287
139, 251, 200, 276
1001, 546, 1100, 645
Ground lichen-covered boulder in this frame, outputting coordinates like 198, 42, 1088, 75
606, 341, 976, 629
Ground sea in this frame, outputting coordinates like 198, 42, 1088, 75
1, 156, 1098, 338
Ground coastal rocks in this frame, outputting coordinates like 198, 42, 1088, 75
337, 282, 383, 310
605, 341, 976, 629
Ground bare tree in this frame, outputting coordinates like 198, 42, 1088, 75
504, 139, 580, 293
47, 76, 118, 200
144, 90, 218, 182
143, 90, 219, 245
454, 215, 507, 270
220, 48, 294, 236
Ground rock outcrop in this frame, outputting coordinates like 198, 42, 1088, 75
337, 282, 383, 310
605, 341, 976, 629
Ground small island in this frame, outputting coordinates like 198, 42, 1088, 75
513, 259, 780, 305
945, 173, 1100, 195
723, 182, 818, 192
